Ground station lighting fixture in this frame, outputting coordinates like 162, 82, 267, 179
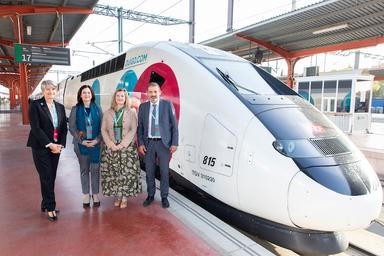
26, 26, 32, 35
313, 24, 348, 34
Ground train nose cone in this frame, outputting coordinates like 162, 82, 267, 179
287, 161, 382, 231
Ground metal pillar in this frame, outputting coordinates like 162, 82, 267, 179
286, 58, 298, 88
118, 7, 123, 53
291, 0, 296, 11
19, 63, 29, 124
9, 81, 16, 109
189, 0, 195, 43
227, 0, 234, 32
354, 50, 360, 70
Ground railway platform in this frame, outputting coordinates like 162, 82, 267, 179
0, 110, 273, 256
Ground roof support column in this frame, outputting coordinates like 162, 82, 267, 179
227, 0, 234, 32
13, 14, 29, 124
285, 57, 298, 88
189, 0, 195, 43
19, 63, 29, 124
10, 80, 17, 109
117, 7, 123, 53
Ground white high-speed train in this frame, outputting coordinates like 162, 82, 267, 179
59, 41, 383, 255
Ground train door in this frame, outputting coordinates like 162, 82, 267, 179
199, 114, 237, 177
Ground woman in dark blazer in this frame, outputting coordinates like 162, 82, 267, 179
27, 80, 67, 222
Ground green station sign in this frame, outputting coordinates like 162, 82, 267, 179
14, 44, 70, 65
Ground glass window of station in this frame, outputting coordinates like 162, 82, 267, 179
296, 78, 372, 114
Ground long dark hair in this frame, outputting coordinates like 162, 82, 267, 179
76, 85, 96, 106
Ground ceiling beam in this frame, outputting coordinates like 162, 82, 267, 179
0, 39, 68, 47
290, 36, 384, 58
281, 22, 384, 49
0, 55, 14, 60
0, 5, 93, 17
49, 0, 69, 42
235, 33, 290, 59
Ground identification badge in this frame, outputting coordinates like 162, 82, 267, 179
53, 128, 58, 142
114, 127, 121, 143
86, 126, 93, 139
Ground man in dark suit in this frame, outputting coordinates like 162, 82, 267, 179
137, 82, 178, 208
27, 80, 67, 221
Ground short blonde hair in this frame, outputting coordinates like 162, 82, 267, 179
111, 88, 130, 111
41, 80, 58, 91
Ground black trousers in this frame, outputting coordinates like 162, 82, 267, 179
32, 148, 60, 211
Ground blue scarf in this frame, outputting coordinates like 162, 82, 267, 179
76, 103, 101, 163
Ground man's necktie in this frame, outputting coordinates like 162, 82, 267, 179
151, 104, 159, 137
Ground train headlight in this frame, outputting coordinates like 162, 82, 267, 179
273, 141, 285, 155
272, 139, 322, 158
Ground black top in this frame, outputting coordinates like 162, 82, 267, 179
27, 97, 68, 149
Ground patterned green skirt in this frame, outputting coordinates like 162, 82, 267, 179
100, 142, 142, 197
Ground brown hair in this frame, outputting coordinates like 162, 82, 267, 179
76, 85, 96, 106
110, 88, 130, 111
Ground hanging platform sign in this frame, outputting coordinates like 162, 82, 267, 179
14, 44, 70, 65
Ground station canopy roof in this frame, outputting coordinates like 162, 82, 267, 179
201, 0, 384, 63
0, 0, 98, 91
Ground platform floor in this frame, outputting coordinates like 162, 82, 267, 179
0, 112, 219, 256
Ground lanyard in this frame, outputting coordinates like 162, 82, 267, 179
84, 107, 92, 126
114, 109, 124, 126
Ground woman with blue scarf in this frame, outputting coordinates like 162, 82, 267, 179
69, 85, 103, 208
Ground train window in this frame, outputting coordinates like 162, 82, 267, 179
201, 58, 277, 95
101, 62, 107, 76
337, 80, 352, 112
116, 54, 126, 71
311, 81, 322, 110
110, 58, 117, 73
254, 65, 297, 95
257, 105, 339, 140
323, 81, 337, 112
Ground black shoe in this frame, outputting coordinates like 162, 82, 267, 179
83, 203, 90, 208
161, 198, 170, 208
92, 195, 100, 207
142, 196, 154, 207
47, 211, 58, 222
41, 208, 60, 213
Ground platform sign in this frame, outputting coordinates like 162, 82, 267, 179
14, 44, 70, 65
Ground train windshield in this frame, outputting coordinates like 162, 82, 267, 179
200, 58, 296, 96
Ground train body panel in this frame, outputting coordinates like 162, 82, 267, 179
238, 117, 299, 226
60, 41, 383, 255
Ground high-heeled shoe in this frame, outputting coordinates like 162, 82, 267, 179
92, 194, 100, 207
47, 211, 58, 222
83, 194, 90, 208
41, 207, 60, 213
120, 197, 128, 209
114, 198, 122, 207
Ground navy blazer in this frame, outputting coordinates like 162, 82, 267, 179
27, 98, 68, 149
137, 99, 178, 149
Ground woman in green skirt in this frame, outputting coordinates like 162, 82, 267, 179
100, 88, 142, 208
